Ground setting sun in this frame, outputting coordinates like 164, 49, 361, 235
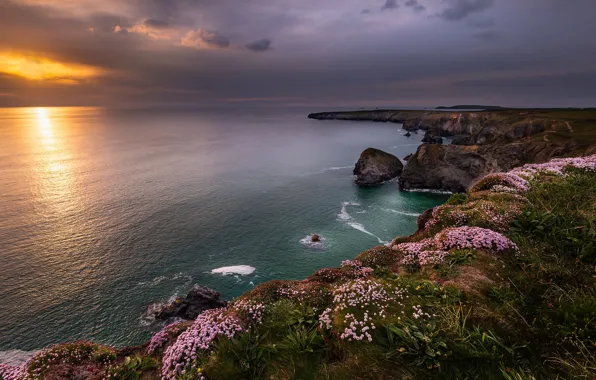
0, 53, 101, 83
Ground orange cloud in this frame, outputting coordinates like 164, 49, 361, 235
0, 52, 102, 83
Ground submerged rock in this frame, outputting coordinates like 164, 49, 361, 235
148, 285, 227, 321
354, 148, 404, 186
404, 131, 412, 137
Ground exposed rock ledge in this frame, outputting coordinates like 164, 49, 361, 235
354, 148, 403, 186
399, 140, 580, 192
146, 285, 228, 321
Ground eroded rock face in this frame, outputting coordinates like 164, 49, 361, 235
399, 145, 499, 193
354, 148, 404, 186
399, 140, 581, 193
148, 285, 227, 321
421, 132, 443, 144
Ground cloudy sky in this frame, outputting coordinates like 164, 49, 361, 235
0, 0, 595, 108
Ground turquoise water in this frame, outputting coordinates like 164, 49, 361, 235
0, 107, 447, 353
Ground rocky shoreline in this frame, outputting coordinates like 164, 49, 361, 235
311, 109, 596, 192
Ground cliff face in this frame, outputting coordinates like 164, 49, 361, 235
399, 140, 581, 192
311, 109, 596, 192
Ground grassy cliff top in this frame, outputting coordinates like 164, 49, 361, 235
2, 156, 596, 380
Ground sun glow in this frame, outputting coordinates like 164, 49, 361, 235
0, 53, 101, 82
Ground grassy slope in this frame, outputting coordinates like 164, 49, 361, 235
10, 163, 595, 380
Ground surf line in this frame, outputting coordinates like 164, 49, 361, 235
337, 202, 389, 245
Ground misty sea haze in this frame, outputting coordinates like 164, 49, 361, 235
0, 106, 447, 354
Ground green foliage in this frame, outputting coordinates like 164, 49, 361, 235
286, 305, 318, 328
445, 249, 476, 266
446, 193, 469, 205
207, 330, 277, 380
106, 356, 157, 380
380, 321, 451, 369
279, 326, 326, 355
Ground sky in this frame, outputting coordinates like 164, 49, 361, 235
0, 0, 595, 108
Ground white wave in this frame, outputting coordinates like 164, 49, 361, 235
355, 210, 367, 214
337, 202, 387, 244
347, 222, 388, 245
338, 201, 361, 221
303, 166, 352, 175
403, 188, 453, 195
211, 265, 256, 276
0, 350, 36, 366
382, 208, 421, 217
138, 273, 191, 287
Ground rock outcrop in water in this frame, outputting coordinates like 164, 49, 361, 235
353, 148, 404, 186
148, 285, 227, 321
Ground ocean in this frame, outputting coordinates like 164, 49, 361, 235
0, 106, 447, 357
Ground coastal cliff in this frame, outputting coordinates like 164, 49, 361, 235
3, 155, 595, 380
311, 109, 596, 192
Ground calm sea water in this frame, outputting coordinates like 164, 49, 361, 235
0, 107, 447, 355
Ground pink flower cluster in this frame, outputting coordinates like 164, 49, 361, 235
411, 305, 433, 320
437, 226, 518, 253
147, 321, 187, 354
418, 251, 449, 266
341, 260, 375, 277
510, 154, 596, 179
21, 342, 113, 380
0, 364, 24, 380
319, 278, 406, 343
232, 299, 265, 325
161, 308, 243, 380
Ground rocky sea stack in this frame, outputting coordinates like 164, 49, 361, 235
353, 148, 404, 186
148, 285, 227, 321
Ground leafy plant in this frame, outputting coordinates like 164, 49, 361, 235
208, 329, 277, 380
446, 193, 469, 206
380, 321, 451, 369
107, 356, 157, 380
279, 326, 326, 355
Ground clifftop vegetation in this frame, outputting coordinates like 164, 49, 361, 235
2, 156, 595, 380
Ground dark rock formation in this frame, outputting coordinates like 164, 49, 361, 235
404, 153, 413, 161
354, 148, 404, 186
399, 145, 497, 193
399, 140, 581, 193
417, 208, 436, 231
451, 134, 473, 145
404, 131, 412, 137
311, 234, 321, 243
148, 285, 227, 321
421, 132, 443, 144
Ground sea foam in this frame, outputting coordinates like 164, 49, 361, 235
211, 265, 256, 276
338, 202, 388, 245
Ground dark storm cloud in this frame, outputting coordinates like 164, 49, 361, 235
144, 19, 170, 28
246, 39, 272, 52
472, 30, 499, 41
438, 0, 494, 21
381, 0, 399, 11
405, 0, 426, 12
1, 0, 596, 107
